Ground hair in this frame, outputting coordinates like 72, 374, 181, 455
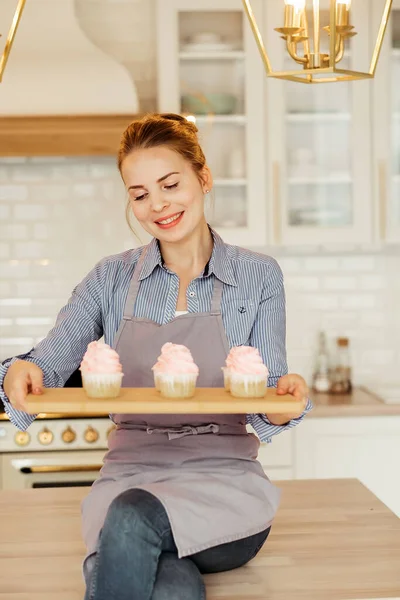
118, 113, 208, 238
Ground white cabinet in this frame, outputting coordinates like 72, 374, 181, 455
156, 0, 268, 247
372, 0, 400, 244
263, 0, 373, 246
294, 416, 400, 517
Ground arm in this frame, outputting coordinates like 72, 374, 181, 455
0, 260, 108, 430
247, 259, 313, 442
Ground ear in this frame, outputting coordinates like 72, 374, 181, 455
200, 165, 213, 194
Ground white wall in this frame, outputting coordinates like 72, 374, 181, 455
1, 156, 399, 388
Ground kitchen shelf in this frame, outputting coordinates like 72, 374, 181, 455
213, 178, 247, 186
25, 387, 299, 415
288, 175, 352, 185
179, 51, 245, 60
0, 114, 140, 157
190, 114, 247, 125
286, 112, 351, 123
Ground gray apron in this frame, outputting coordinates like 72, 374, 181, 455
81, 247, 281, 582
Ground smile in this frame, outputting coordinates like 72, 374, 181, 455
155, 212, 184, 228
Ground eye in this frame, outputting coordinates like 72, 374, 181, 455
164, 182, 179, 191
133, 192, 147, 201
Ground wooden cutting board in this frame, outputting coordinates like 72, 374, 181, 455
25, 387, 301, 415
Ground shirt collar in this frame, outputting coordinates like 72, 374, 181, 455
138, 227, 237, 287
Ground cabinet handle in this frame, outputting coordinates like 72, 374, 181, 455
378, 161, 387, 241
272, 162, 282, 244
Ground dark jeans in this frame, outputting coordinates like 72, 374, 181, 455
85, 488, 271, 600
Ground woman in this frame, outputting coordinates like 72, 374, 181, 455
1, 113, 312, 600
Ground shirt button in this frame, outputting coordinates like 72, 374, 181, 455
188, 291, 195, 297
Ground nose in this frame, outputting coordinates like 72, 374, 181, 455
150, 191, 169, 213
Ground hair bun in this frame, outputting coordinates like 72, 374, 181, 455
160, 113, 199, 134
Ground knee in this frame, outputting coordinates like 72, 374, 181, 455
105, 488, 165, 533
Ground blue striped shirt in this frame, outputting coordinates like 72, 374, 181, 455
0, 229, 312, 439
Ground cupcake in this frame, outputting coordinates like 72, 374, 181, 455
151, 342, 199, 398
226, 346, 269, 398
80, 341, 123, 398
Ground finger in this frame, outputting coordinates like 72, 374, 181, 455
276, 377, 289, 394
28, 369, 43, 395
9, 377, 29, 411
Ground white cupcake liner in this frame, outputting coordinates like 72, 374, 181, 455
221, 367, 230, 392
82, 372, 123, 398
229, 372, 268, 398
157, 373, 198, 398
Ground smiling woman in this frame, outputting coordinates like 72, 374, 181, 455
118, 113, 212, 244
1, 112, 312, 600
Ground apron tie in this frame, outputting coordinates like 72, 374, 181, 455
146, 424, 220, 440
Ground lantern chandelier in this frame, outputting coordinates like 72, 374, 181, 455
242, 0, 394, 83
0, 0, 26, 82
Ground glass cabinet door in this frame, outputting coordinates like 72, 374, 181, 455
264, 0, 373, 245
372, 0, 400, 244
156, 0, 267, 247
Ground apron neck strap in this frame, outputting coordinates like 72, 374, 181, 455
210, 277, 224, 313
124, 248, 224, 318
123, 247, 148, 319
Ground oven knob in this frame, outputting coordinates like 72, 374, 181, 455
15, 431, 30, 447
62, 426, 76, 444
107, 424, 116, 438
38, 427, 54, 446
84, 426, 99, 444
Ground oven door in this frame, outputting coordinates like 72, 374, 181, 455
0, 450, 104, 489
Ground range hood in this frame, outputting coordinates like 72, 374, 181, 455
0, 0, 138, 115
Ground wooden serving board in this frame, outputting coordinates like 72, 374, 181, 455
25, 387, 301, 415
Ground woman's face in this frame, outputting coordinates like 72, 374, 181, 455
121, 146, 212, 243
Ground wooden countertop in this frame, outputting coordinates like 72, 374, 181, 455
308, 386, 400, 418
0, 479, 399, 599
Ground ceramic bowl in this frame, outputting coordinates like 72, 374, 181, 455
181, 93, 237, 115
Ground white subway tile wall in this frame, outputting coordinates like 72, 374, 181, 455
1, 157, 399, 389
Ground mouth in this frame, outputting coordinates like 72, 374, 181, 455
155, 211, 184, 229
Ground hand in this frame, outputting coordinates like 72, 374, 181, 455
266, 373, 309, 426
3, 360, 44, 412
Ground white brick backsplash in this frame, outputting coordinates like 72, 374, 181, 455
279, 258, 303, 274
13, 204, 48, 220
33, 224, 49, 240
0, 185, 28, 202
361, 349, 396, 366
300, 294, 339, 310
16, 281, 54, 297
0, 224, 28, 240
340, 256, 376, 271
13, 242, 47, 260
0, 262, 30, 279
0, 318, 13, 326
0, 337, 34, 346
285, 276, 319, 292
15, 317, 53, 326
30, 184, 69, 203
340, 294, 376, 310
0, 204, 10, 219
304, 258, 340, 272
0, 243, 10, 259
359, 274, 386, 291
359, 311, 388, 328
0, 282, 12, 296
323, 276, 357, 291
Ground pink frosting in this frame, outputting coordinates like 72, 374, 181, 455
152, 342, 199, 375
80, 341, 123, 374
226, 346, 268, 376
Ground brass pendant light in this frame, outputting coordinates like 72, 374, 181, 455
0, 0, 27, 82
242, 0, 394, 83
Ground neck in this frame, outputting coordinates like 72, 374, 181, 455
159, 220, 213, 275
